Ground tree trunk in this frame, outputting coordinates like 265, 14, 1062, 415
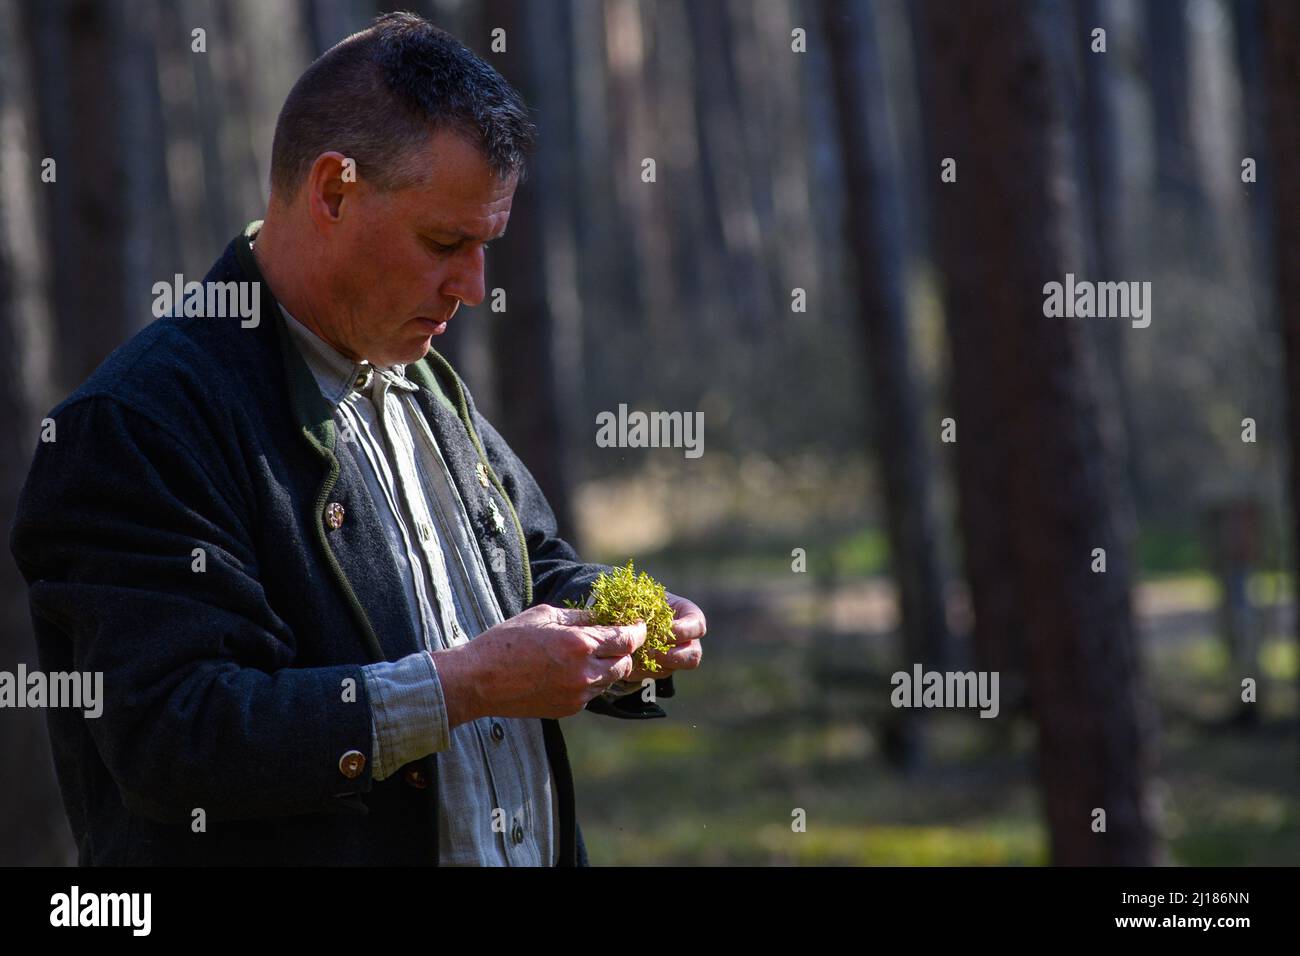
916, 0, 1157, 865
821, 0, 951, 767
1074, 0, 1141, 547
21, 0, 133, 394
481, 0, 576, 541
1144, 0, 1198, 210
687, 0, 765, 340
1231, 0, 1275, 312
0, 0, 75, 864
1259, 0, 1300, 763
910, 0, 1030, 711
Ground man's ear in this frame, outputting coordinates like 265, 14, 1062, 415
305, 151, 355, 227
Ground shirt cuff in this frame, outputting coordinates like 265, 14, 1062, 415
600, 678, 652, 702
362, 650, 450, 781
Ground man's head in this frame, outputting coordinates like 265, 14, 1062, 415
257, 12, 535, 368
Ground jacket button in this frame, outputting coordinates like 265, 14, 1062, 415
403, 766, 429, 789
490, 722, 505, 741
511, 821, 525, 845
325, 502, 346, 530
338, 749, 366, 779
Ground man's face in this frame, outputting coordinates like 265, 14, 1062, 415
321, 128, 517, 368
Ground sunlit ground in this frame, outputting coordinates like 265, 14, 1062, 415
565, 469, 1300, 865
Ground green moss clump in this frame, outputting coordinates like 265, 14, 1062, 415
566, 560, 676, 672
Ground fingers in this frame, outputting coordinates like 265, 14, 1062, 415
659, 638, 702, 669
627, 639, 702, 680
546, 595, 705, 647
586, 652, 636, 692
584, 619, 646, 658
548, 605, 593, 626
665, 592, 707, 642
536, 605, 648, 662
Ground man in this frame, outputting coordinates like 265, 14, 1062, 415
8, 12, 705, 866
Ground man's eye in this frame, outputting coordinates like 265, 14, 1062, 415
430, 240, 457, 253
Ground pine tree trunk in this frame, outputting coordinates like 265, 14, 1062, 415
21, 0, 133, 393
912, 0, 1030, 711
1144, 0, 1198, 209
916, 0, 1157, 865
1260, 0, 1300, 767
0, 0, 75, 864
1075, 0, 1141, 525
482, 0, 576, 540
821, 0, 951, 766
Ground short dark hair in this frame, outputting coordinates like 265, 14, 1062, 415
269, 11, 536, 199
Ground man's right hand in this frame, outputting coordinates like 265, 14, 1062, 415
432, 605, 647, 726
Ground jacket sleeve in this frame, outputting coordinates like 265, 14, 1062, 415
466, 402, 675, 715
8, 395, 378, 823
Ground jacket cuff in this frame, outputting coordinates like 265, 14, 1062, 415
584, 676, 675, 720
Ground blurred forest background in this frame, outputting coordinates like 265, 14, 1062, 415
2, 0, 1299, 866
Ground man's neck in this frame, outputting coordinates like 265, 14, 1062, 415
251, 216, 365, 364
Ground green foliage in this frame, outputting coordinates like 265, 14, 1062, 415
1136, 525, 1208, 577
567, 560, 676, 672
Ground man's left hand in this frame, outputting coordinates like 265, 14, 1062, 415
621, 591, 706, 685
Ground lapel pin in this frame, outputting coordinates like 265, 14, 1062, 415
487, 498, 506, 535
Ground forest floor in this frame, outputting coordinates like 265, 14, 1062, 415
565, 547, 1300, 866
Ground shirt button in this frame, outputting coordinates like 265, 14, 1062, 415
491, 721, 505, 741
475, 462, 491, 488
451, 621, 463, 641
403, 766, 429, 789
511, 821, 524, 845
324, 502, 345, 530
419, 522, 431, 542
338, 750, 366, 779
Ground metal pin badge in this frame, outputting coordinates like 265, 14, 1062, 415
487, 498, 506, 535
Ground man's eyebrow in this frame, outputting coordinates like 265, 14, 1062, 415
427, 226, 508, 242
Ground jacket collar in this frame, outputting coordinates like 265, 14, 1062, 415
278, 303, 375, 405
277, 301, 425, 402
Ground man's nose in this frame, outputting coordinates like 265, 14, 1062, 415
441, 245, 486, 308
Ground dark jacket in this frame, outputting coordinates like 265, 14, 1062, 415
9, 223, 672, 865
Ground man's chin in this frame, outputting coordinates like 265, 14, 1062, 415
370, 341, 432, 369
402, 341, 434, 364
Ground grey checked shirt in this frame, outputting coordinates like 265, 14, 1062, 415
279, 303, 638, 866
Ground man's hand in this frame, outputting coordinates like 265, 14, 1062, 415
433, 604, 647, 724
621, 590, 706, 685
